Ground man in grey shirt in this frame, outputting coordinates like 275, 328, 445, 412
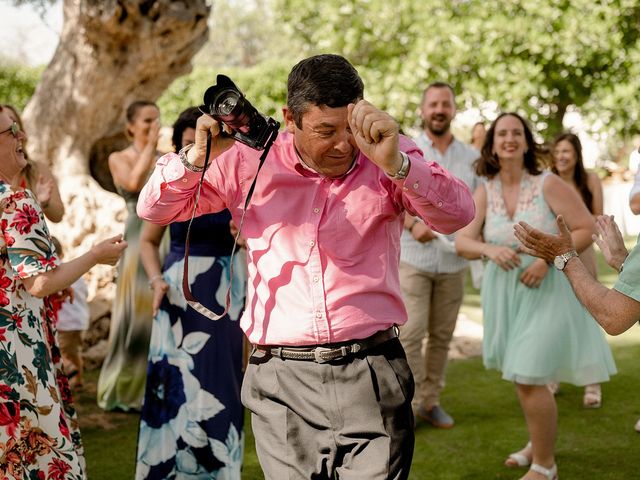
400, 82, 480, 428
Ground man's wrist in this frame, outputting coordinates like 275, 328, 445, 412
385, 152, 410, 180
184, 143, 206, 169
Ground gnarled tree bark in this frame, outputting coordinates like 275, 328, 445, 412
20, 0, 210, 301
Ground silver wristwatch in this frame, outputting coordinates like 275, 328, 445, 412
386, 152, 410, 180
553, 250, 578, 271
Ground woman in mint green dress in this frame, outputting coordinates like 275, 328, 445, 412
456, 113, 616, 480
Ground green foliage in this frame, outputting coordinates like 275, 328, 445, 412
273, 0, 640, 139
0, 59, 42, 110
195, 0, 304, 68
157, 59, 290, 125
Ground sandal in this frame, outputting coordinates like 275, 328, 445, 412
528, 463, 557, 479
583, 384, 602, 409
505, 441, 532, 468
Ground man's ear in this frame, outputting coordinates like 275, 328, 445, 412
282, 107, 297, 134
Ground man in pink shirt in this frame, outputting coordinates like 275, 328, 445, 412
138, 54, 474, 479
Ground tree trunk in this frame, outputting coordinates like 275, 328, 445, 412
20, 0, 210, 300
23, 0, 209, 174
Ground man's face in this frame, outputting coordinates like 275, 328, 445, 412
421, 87, 455, 136
283, 104, 358, 177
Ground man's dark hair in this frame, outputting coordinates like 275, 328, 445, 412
171, 106, 201, 152
287, 54, 364, 129
421, 81, 456, 104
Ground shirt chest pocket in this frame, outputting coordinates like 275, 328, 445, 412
325, 195, 396, 259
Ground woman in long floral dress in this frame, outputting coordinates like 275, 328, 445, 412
135, 107, 246, 479
0, 106, 126, 478
98, 100, 161, 411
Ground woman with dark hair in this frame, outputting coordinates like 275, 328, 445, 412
98, 100, 161, 411
135, 107, 246, 479
456, 113, 616, 480
552, 132, 609, 408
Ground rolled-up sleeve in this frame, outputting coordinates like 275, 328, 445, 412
137, 152, 226, 225
393, 139, 475, 234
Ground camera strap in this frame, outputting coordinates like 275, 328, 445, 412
182, 129, 278, 321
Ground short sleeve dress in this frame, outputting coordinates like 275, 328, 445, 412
481, 171, 617, 385
0, 182, 85, 478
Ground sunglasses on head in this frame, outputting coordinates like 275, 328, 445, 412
0, 122, 19, 138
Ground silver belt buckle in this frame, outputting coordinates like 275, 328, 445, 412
313, 346, 335, 363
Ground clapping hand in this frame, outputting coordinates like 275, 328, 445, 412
514, 215, 575, 263
593, 215, 627, 272
35, 174, 54, 208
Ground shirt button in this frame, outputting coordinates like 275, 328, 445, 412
438, 201, 443, 207
310, 240, 315, 247
313, 208, 320, 214
413, 182, 419, 189
182, 178, 188, 183
313, 276, 319, 282
316, 311, 322, 318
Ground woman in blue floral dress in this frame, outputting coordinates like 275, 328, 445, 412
135, 107, 246, 479
0, 106, 126, 479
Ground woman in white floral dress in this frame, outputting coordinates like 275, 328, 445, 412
0, 106, 126, 478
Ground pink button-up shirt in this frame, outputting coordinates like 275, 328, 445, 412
137, 131, 474, 346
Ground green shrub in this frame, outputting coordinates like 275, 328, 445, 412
0, 59, 42, 110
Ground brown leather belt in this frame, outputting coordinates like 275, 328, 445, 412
255, 326, 398, 364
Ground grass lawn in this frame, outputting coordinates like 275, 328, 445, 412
77, 241, 640, 479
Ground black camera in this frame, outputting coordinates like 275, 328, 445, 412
201, 75, 280, 151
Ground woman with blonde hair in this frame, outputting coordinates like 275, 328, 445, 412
0, 105, 126, 478
3, 104, 64, 222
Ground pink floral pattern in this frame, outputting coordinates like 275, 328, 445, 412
0, 182, 85, 479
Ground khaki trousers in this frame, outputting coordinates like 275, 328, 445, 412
242, 338, 414, 480
399, 262, 466, 409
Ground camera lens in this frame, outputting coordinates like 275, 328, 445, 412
219, 96, 238, 115
217, 91, 240, 116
